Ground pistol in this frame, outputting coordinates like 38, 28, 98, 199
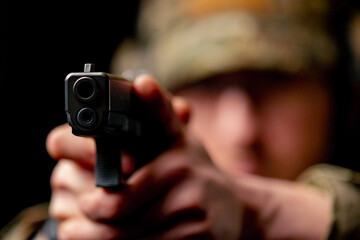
65, 64, 141, 188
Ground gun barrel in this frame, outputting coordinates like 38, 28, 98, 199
76, 107, 97, 129
73, 77, 98, 102
65, 64, 138, 188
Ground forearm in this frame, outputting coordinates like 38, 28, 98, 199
234, 172, 333, 239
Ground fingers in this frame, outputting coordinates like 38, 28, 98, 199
145, 221, 211, 240
58, 217, 120, 240
78, 168, 208, 239
57, 215, 209, 240
50, 190, 83, 221
119, 179, 207, 237
50, 159, 94, 194
78, 148, 191, 221
50, 159, 95, 221
46, 124, 96, 168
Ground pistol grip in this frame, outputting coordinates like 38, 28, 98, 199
95, 137, 123, 188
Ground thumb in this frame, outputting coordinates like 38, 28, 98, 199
133, 74, 183, 137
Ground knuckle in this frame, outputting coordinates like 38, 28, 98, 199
195, 221, 213, 237
49, 193, 73, 221
79, 193, 102, 218
50, 160, 72, 190
50, 162, 66, 189
98, 226, 121, 240
46, 124, 68, 159
51, 159, 94, 194
163, 154, 192, 181
80, 190, 125, 220
185, 183, 206, 211
49, 207, 67, 222
166, 180, 206, 216
49, 201, 62, 220
99, 196, 124, 219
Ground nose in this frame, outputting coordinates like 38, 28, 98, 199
214, 88, 259, 147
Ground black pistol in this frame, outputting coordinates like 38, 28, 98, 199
65, 64, 141, 188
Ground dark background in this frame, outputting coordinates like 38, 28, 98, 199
2, 0, 360, 233
1, 1, 140, 229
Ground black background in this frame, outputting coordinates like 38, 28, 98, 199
1, 1, 140, 228
2, 0, 360, 233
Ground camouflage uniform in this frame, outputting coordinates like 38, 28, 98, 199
298, 165, 360, 239
112, 1, 360, 239
3, 0, 360, 239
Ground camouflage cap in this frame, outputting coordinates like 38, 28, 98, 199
111, 0, 337, 90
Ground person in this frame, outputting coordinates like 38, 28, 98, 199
3, 0, 360, 239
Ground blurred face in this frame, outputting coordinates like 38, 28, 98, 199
176, 71, 332, 180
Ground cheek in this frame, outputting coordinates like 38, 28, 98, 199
187, 97, 218, 147
183, 94, 231, 171
260, 88, 331, 179
186, 89, 259, 176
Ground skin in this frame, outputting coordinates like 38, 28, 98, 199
46, 74, 333, 239
176, 71, 332, 180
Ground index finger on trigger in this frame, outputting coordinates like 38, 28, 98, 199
46, 124, 96, 168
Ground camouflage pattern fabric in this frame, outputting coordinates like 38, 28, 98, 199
111, 0, 336, 90
298, 164, 360, 239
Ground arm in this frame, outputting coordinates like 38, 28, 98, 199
48, 74, 334, 240
49, 74, 244, 239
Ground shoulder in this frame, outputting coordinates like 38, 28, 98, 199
298, 164, 360, 239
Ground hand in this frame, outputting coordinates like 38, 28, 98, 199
75, 134, 243, 240
48, 130, 333, 240
47, 75, 333, 240
48, 126, 243, 240
47, 75, 243, 239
